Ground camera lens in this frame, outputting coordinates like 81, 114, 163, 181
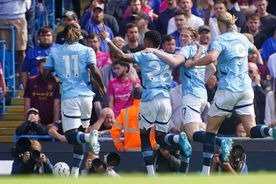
31, 150, 41, 160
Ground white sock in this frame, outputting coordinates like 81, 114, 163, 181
201, 165, 210, 176
84, 134, 90, 142
268, 128, 273, 137
146, 165, 156, 176
173, 135, 179, 143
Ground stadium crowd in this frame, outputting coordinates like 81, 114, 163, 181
1, 0, 276, 177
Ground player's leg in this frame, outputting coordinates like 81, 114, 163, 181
236, 90, 276, 139
139, 101, 157, 176
202, 90, 235, 175
80, 96, 100, 155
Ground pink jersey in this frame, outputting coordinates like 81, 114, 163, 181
96, 51, 111, 69
108, 77, 140, 117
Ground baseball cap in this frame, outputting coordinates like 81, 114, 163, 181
62, 10, 78, 20
198, 25, 210, 33
27, 108, 39, 115
93, 3, 104, 11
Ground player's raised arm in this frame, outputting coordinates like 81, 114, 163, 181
100, 30, 133, 62
143, 48, 186, 68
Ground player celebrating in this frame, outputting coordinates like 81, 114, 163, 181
144, 26, 233, 173
101, 30, 191, 176
43, 23, 105, 178
185, 12, 276, 175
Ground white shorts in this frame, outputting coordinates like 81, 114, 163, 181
208, 89, 255, 117
61, 96, 93, 132
139, 95, 172, 133
182, 94, 207, 124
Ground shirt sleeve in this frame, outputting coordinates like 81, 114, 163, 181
209, 38, 223, 53
44, 52, 54, 70
131, 52, 143, 65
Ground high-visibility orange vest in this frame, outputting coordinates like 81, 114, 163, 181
110, 99, 156, 151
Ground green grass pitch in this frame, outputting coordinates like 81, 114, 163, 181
1, 172, 276, 184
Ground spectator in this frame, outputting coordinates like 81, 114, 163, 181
235, 122, 247, 137
205, 1, 228, 41
248, 62, 271, 124
156, 0, 177, 35
119, 0, 155, 37
81, 1, 119, 36
86, 33, 111, 69
124, 0, 157, 20
198, 25, 211, 49
101, 48, 138, 107
110, 86, 156, 152
254, 0, 276, 37
11, 138, 53, 174
264, 85, 276, 128
16, 108, 48, 136
245, 13, 268, 49
0, 63, 7, 100
134, 13, 150, 45
225, 0, 247, 32
88, 108, 115, 134
122, 23, 143, 53
261, 27, 276, 63
24, 58, 61, 128
108, 61, 140, 117
22, 26, 56, 88
82, 3, 114, 53
167, 0, 204, 35
0, 0, 31, 87
47, 120, 66, 142
105, 0, 128, 21
56, 10, 79, 44
170, 10, 187, 47
211, 145, 248, 175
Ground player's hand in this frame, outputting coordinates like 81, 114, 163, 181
185, 59, 194, 68
21, 151, 31, 163
100, 30, 109, 39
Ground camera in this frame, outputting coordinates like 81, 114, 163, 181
11, 137, 41, 160
91, 152, 120, 169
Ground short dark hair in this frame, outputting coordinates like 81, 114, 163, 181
125, 23, 138, 32
86, 33, 99, 40
145, 30, 162, 48
38, 26, 52, 35
162, 35, 175, 45
113, 61, 130, 73
246, 13, 260, 21
174, 9, 185, 17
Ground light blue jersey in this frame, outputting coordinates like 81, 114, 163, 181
209, 30, 254, 92
131, 51, 173, 102
179, 45, 207, 100
45, 42, 95, 99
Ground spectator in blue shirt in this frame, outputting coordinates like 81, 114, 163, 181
82, 3, 114, 53
261, 27, 276, 63
21, 26, 56, 88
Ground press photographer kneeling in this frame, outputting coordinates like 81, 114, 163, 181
11, 137, 53, 174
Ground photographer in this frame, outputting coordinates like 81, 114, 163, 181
16, 108, 48, 136
211, 145, 248, 175
82, 152, 120, 177
11, 138, 53, 174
